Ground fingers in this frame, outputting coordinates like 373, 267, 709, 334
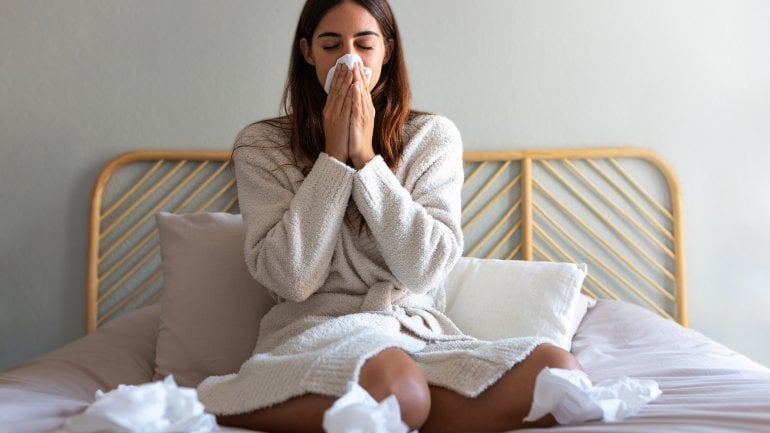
351, 68, 361, 115
348, 63, 376, 169
323, 64, 355, 162
327, 64, 353, 113
341, 76, 354, 118
323, 63, 373, 164
330, 63, 347, 93
351, 64, 373, 120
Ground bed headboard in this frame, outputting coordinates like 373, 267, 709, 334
86, 147, 686, 332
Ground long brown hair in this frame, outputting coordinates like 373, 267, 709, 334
278, 0, 412, 170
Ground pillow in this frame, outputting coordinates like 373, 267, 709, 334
570, 291, 597, 340
154, 212, 276, 387
444, 257, 589, 350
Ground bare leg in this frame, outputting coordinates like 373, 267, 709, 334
357, 347, 432, 428
217, 393, 335, 433
421, 343, 583, 433
217, 347, 431, 433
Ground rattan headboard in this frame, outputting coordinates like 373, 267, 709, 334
86, 147, 686, 332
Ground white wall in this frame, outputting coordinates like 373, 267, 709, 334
1, 0, 769, 369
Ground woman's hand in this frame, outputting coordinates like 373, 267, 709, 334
348, 63, 376, 170
323, 63, 354, 163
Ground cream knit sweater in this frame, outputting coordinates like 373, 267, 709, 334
197, 114, 547, 415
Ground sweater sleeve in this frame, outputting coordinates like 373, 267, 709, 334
234, 128, 355, 302
351, 117, 464, 294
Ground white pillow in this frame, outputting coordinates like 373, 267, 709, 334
444, 257, 589, 350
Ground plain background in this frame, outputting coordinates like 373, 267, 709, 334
1, 0, 769, 370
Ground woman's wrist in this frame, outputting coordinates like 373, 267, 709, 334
351, 150, 376, 170
326, 148, 348, 163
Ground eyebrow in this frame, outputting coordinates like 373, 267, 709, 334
317, 31, 380, 38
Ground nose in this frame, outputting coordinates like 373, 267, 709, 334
341, 41, 363, 58
342, 41, 356, 55
337, 41, 369, 68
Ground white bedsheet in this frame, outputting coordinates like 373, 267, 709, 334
1, 300, 769, 433
518, 300, 770, 433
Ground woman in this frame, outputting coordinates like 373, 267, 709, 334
197, 1, 582, 432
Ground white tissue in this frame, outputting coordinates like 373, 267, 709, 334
322, 381, 409, 433
323, 54, 373, 93
524, 368, 661, 424
65, 376, 217, 433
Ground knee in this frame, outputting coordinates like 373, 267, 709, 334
528, 343, 583, 372
359, 347, 431, 430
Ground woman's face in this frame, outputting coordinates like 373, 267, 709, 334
301, 1, 393, 92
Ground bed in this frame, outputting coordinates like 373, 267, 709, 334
2, 147, 769, 433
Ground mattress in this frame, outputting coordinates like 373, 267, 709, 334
2, 300, 768, 433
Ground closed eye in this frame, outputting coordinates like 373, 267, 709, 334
322, 44, 373, 51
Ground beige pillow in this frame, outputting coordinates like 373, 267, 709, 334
154, 212, 275, 387
444, 257, 589, 350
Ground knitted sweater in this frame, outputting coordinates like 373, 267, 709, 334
197, 114, 546, 415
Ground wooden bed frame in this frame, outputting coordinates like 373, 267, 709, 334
86, 147, 686, 332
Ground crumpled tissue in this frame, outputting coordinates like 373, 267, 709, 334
322, 381, 409, 433
324, 54, 372, 93
65, 376, 217, 433
524, 367, 661, 424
